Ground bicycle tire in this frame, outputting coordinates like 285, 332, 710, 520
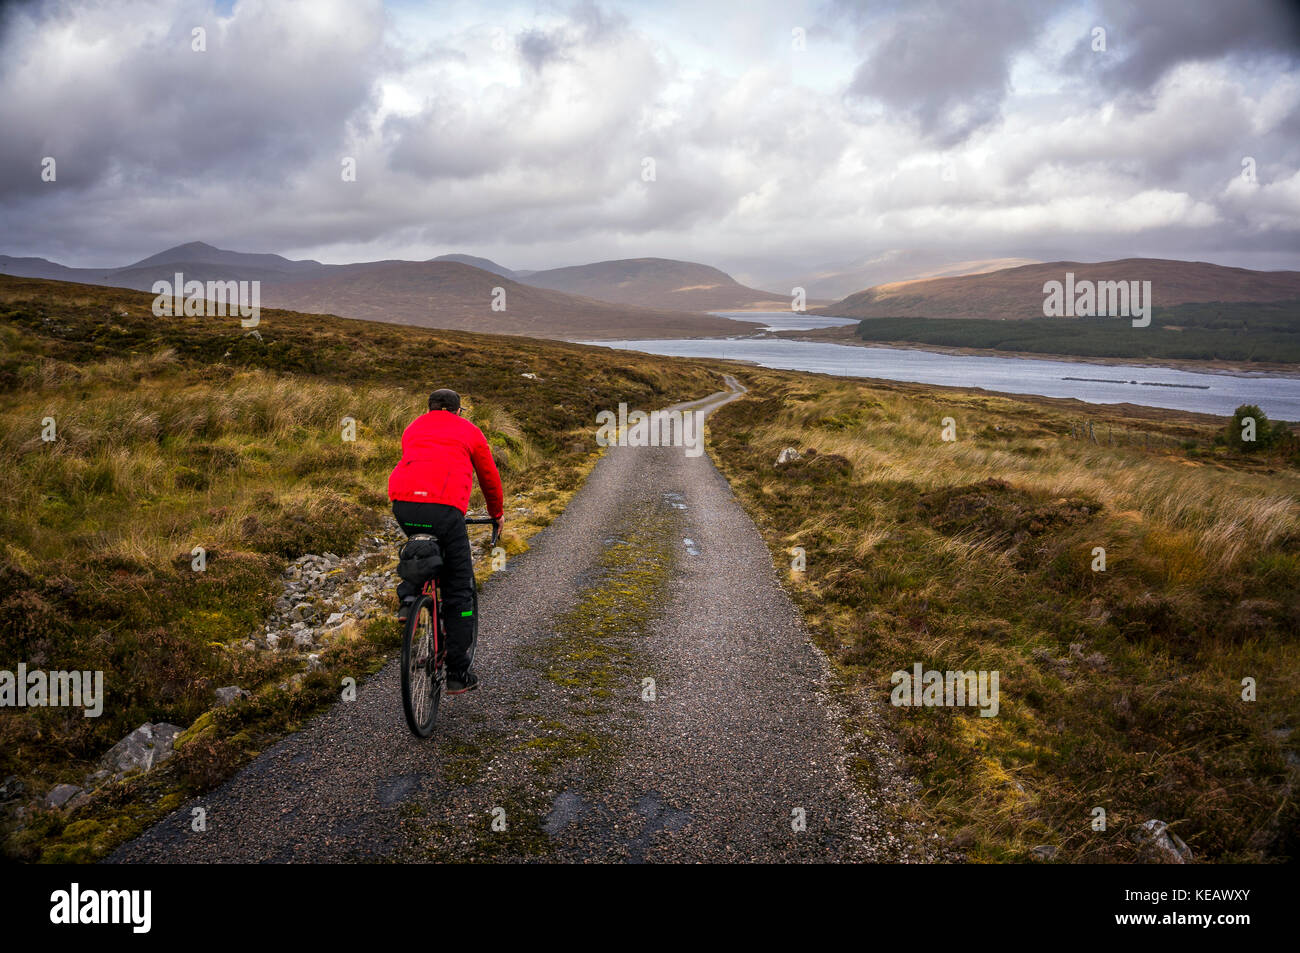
400, 593, 442, 736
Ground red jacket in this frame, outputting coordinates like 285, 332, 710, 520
388, 410, 504, 519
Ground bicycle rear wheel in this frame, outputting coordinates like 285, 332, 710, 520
400, 593, 442, 736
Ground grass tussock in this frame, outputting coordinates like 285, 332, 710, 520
710, 371, 1300, 863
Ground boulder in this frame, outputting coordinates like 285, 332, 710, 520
776, 447, 802, 466
91, 722, 185, 783
214, 685, 249, 706
44, 783, 83, 810
1131, 819, 1193, 864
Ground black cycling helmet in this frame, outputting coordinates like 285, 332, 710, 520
428, 388, 461, 412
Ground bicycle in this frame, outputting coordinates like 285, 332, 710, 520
400, 516, 499, 737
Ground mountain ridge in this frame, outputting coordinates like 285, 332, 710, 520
816, 257, 1300, 320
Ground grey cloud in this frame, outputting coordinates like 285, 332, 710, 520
841, 0, 1045, 145
1065, 0, 1300, 94
516, 0, 629, 73
0, 0, 385, 201
0, 0, 1296, 282
517, 28, 565, 71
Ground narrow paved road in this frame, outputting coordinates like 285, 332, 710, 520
113, 377, 926, 863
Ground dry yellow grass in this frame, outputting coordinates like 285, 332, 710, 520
710, 369, 1300, 862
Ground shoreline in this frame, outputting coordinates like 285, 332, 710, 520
772, 324, 1300, 379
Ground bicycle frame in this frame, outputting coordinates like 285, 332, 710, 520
399, 515, 499, 736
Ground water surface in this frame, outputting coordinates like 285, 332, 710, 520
582, 336, 1300, 418
712, 310, 861, 332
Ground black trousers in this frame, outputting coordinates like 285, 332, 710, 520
393, 501, 477, 672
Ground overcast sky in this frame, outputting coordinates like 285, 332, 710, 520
1, 0, 1297, 292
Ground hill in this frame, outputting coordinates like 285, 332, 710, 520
0, 242, 325, 293
0, 255, 109, 283
847, 300, 1300, 365
121, 241, 323, 275
0, 244, 764, 337
429, 253, 516, 278
520, 257, 792, 312
263, 260, 759, 338
788, 252, 1041, 300
817, 258, 1300, 320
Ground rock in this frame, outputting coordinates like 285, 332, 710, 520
214, 685, 249, 706
44, 783, 83, 810
1030, 845, 1058, 862
0, 776, 23, 802
1131, 819, 1193, 864
293, 630, 315, 649
292, 602, 316, 621
521, 372, 540, 380
278, 672, 307, 691
776, 447, 802, 466
306, 654, 322, 671
93, 722, 185, 782
325, 612, 344, 627
266, 633, 281, 650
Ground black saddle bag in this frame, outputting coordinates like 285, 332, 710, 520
397, 535, 443, 586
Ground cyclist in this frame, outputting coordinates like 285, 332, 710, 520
388, 388, 504, 694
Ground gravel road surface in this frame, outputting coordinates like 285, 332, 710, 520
112, 377, 931, 863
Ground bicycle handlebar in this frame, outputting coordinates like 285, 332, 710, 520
465, 516, 501, 548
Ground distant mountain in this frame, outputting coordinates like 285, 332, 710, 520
429, 254, 515, 278
783, 251, 1040, 300
519, 257, 792, 312
263, 260, 760, 339
0, 255, 106, 283
816, 258, 1300, 320
888, 258, 1042, 282
0, 243, 768, 337
0, 241, 324, 293
122, 241, 323, 275
106, 261, 322, 292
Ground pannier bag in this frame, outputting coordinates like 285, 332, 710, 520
397, 535, 443, 585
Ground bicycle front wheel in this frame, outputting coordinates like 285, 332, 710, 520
400, 594, 442, 737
